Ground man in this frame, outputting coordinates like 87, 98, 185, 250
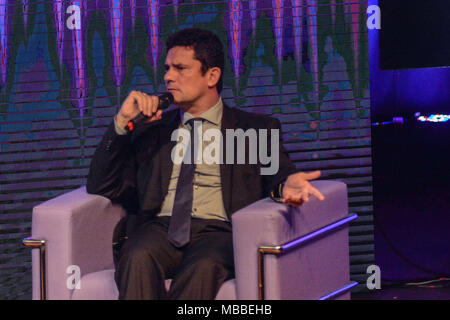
87, 28, 324, 300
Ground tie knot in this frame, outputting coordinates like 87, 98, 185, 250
186, 117, 203, 128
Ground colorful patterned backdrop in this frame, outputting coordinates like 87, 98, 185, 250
0, 0, 372, 299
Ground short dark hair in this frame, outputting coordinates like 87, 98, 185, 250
166, 28, 224, 93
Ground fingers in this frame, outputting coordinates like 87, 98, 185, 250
300, 170, 321, 181
284, 191, 309, 204
148, 109, 163, 123
283, 198, 303, 207
144, 94, 159, 117
283, 191, 307, 206
135, 91, 153, 117
118, 90, 164, 125
282, 185, 325, 207
310, 187, 325, 201
132, 91, 161, 122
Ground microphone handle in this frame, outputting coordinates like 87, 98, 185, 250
127, 113, 147, 130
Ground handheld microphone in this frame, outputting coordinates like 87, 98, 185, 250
126, 92, 174, 132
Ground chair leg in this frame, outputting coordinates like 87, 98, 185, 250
23, 237, 47, 300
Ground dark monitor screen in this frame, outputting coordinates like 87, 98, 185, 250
379, 0, 450, 70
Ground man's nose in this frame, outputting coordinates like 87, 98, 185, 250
164, 68, 174, 83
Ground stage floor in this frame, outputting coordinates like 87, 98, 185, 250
352, 279, 450, 300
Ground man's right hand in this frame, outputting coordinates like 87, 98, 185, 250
115, 90, 163, 128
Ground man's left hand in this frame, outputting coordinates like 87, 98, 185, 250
282, 170, 325, 207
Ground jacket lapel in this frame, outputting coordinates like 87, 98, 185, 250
159, 110, 180, 201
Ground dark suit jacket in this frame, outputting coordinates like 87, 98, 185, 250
87, 104, 298, 227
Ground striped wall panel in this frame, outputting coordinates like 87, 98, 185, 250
0, 0, 373, 299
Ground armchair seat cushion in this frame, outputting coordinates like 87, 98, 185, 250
71, 269, 118, 300
71, 269, 237, 300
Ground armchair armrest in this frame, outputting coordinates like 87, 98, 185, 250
232, 180, 352, 300
29, 186, 125, 300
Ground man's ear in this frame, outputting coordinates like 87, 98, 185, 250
207, 67, 221, 88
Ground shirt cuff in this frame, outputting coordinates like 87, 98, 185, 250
114, 116, 128, 135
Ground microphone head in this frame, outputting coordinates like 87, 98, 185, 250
159, 92, 174, 110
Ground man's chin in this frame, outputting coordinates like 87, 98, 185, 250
170, 93, 183, 105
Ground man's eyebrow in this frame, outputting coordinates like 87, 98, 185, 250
164, 63, 187, 68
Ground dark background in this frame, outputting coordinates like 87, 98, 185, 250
370, 0, 450, 283
379, 0, 450, 70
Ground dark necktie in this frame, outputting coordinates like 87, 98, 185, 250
168, 118, 203, 247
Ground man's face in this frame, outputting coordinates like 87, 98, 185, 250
164, 46, 209, 107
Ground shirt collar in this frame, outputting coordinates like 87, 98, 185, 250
181, 98, 223, 126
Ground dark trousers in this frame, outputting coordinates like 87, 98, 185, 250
114, 216, 234, 300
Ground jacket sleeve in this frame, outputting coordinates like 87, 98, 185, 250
86, 121, 139, 213
262, 117, 299, 198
